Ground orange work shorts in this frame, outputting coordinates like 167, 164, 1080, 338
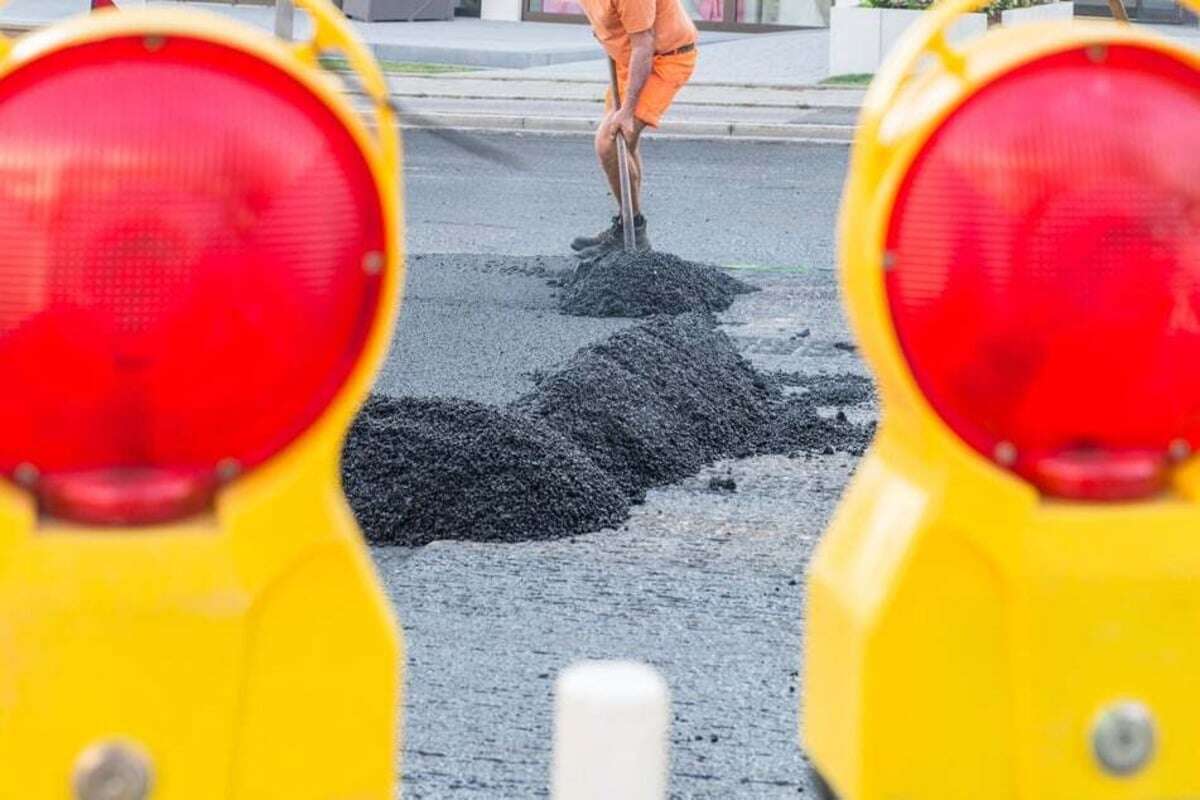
605, 48, 698, 128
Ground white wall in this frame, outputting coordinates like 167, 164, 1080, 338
481, 0, 523, 19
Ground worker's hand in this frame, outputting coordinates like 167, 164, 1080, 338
608, 107, 637, 143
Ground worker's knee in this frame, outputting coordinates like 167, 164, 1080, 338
594, 129, 615, 161
628, 121, 647, 152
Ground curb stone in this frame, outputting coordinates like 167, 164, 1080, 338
392, 111, 856, 143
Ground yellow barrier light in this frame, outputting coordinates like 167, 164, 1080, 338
0, 1, 404, 796
804, 5, 1200, 799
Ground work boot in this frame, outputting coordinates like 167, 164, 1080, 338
571, 215, 622, 252
574, 215, 651, 259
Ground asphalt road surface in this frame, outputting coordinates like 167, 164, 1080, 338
373, 131, 870, 798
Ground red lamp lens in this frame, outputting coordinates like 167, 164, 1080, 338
885, 45, 1200, 500
0, 36, 386, 522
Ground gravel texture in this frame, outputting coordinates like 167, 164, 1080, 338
345, 315, 872, 544
558, 250, 757, 318
382, 136, 859, 798
772, 372, 876, 408
344, 396, 629, 546
515, 314, 778, 500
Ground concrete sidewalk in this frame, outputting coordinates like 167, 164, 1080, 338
367, 28, 847, 142
487, 28, 831, 85
0, 0, 847, 141
371, 61, 861, 142
368, 20, 1200, 142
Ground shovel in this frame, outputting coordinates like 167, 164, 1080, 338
607, 58, 637, 252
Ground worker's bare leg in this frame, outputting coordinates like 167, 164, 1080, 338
595, 113, 647, 216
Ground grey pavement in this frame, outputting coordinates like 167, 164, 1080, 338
370, 69, 862, 141
382, 130, 859, 798
0, 0, 852, 139
384, 125, 848, 410
375, 255, 634, 404
382, 76, 861, 107
401, 129, 846, 267
485, 28, 832, 85
359, 19, 1197, 141
371, 99, 859, 142
1147, 20, 1200, 39
368, 19, 1199, 143
365, 28, 855, 142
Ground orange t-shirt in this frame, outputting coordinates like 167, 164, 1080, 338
579, 0, 697, 67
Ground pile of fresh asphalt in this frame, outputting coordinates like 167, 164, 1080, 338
514, 314, 774, 500
514, 314, 867, 500
558, 250, 757, 318
344, 397, 629, 546
344, 314, 872, 546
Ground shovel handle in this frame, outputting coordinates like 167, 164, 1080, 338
607, 58, 636, 252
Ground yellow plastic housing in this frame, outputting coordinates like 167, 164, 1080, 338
803, 10, 1200, 800
0, 3, 405, 797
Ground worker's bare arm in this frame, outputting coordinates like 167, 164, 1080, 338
611, 29, 654, 142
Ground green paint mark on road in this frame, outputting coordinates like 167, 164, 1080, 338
320, 57, 477, 75
720, 263, 814, 275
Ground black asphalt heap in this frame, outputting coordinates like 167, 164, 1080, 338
559, 250, 757, 318
344, 396, 629, 546
344, 315, 873, 546
516, 314, 776, 500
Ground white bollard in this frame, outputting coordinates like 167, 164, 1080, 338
552, 661, 671, 800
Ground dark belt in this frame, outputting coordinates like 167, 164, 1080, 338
657, 42, 696, 57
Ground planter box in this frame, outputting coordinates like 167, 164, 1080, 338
1000, 1, 1074, 24
343, 0, 455, 20
829, 5, 987, 76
